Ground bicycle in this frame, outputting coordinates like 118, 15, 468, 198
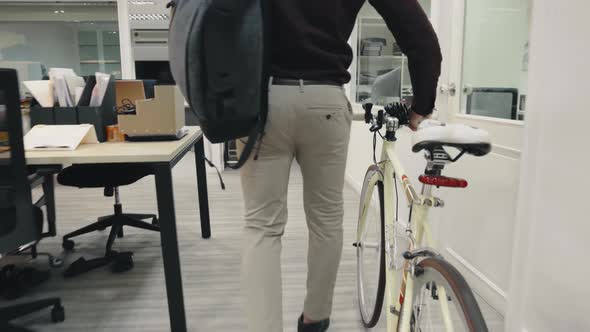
354, 103, 491, 332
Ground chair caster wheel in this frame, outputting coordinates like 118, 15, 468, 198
111, 252, 134, 274
152, 217, 159, 226
49, 256, 64, 268
62, 239, 75, 251
51, 304, 65, 323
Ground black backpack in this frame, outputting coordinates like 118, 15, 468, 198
168, 0, 270, 169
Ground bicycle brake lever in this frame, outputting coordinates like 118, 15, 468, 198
363, 103, 373, 124
403, 247, 442, 260
369, 110, 384, 132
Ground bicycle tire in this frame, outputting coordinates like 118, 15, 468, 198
408, 257, 489, 332
356, 165, 386, 328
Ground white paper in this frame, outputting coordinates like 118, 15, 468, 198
48, 68, 76, 102
24, 124, 98, 151
23, 80, 54, 107
65, 75, 86, 103
89, 72, 111, 107
74, 87, 85, 105
54, 75, 74, 107
48, 68, 76, 79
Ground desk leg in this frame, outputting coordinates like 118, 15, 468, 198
42, 174, 57, 237
154, 164, 187, 332
194, 138, 211, 239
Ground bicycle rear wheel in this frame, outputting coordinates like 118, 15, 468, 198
407, 257, 488, 332
356, 166, 386, 328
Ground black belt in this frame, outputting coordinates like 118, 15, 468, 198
272, 78, 342, 87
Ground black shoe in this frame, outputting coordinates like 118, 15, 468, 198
298, 314, 330, 332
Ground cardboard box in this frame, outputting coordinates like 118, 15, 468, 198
118, 85, 185, 137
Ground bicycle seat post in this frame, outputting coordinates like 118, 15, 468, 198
424, 147, 451, 176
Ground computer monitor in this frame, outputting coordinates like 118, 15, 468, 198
135, 61, 176, 85
466, 87, 519, 120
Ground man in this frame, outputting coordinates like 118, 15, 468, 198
240, 1, 442, 331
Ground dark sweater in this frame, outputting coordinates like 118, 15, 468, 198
270, 0, 442, 116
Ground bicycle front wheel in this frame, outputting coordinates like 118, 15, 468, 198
356, 165, 386, 328
406, 257, 488, 332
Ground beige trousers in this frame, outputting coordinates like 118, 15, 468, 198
240, 83, 352, 332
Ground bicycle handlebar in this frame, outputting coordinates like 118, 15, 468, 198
353, 103, 412, 130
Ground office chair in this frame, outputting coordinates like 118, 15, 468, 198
0, 69, 65, 331
58, 164, 159, 258
26, 167, 62, 267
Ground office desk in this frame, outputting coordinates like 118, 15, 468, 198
24, 126, 209, 332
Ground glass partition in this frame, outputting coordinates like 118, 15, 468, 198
0, 2, 121, 97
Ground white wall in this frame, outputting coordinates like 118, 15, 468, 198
505, 1, 590, 331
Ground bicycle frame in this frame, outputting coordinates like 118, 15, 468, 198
357, 136, 455, 332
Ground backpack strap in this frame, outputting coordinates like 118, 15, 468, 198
223, 123, 261, 170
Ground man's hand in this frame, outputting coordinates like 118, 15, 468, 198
409, 111, 429, 131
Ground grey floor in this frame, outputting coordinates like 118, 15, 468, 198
1, 152, 503, 331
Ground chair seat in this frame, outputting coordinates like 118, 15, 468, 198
57, 164, 154, 188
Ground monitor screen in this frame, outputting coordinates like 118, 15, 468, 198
466, 88, 518, 120
135, 61, 175, 85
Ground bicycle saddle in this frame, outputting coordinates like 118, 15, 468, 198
411, 120, 492, 157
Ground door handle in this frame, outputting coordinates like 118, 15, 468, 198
439, 83, 457, 96
463, 84, 474, 96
